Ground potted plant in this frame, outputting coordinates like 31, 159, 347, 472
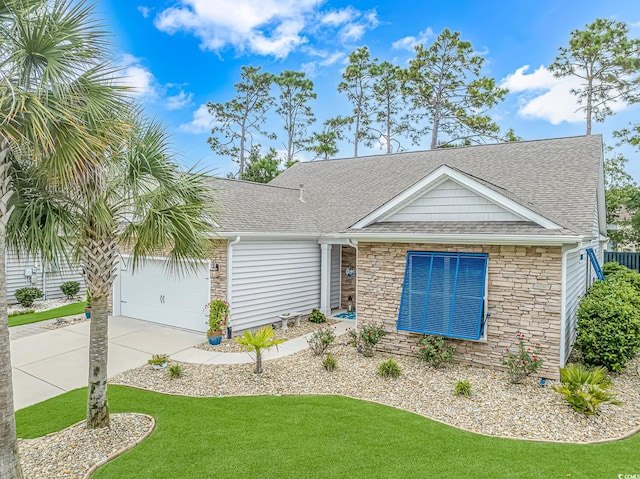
207, 299, 230, 345
148, 353, 169, 369
84, 291, 92, 319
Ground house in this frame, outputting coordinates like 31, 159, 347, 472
112, 135, 606, 378
5, 249, 85, 304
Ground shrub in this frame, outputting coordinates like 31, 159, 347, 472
553, 363, 620, 415
348, 324, 386, 357
378, 359, 402, 378
207, 299, 229, 335
575, 278, 640, 372
308, 308, 327, 323
416, 335, 454, 368
322, 353, 337, 372
602, 262, 640, 291
307, 326, 335, 356
148, 353, 169, 367
167, 363, 184, 379
454, 380, 472, 397
60, 281, 81, 300
502, 333, 543, 383
14, 287, 43, 307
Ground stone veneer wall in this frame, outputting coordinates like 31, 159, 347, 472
357, 242, 563, 379
341, 245, 357, 309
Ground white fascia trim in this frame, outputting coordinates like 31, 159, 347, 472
350, 165, 562, 230
213, 231, 320, 240
337, 232, 583, 246
596, 149, 607, 236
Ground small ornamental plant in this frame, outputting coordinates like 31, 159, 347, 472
148, 353, 169, 368
322, 353, 337, 372
207, 299, 230, 336
348, 324, 386, 357
502, 333, 543, 384
416, 335, 454, 368
378, 359, 402, 378
308, 308, 327, 323
454, 380, 472, 398
307, 326, 336, 356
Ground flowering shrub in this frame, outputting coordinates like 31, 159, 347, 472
307, 326, 336, 355
207, 299, 229, 335
348, 324, 386, 357
502, 333, 543, 384
415, 335, 454, 368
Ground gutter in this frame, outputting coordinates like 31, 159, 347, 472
559, 242, 582, 366
334, 233, 583, 247
226, 236, 241, 331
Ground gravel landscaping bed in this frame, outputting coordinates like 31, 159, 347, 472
8, 298, 75, 315
194, 318, 341, 353
19, 414, 153, 479
39, 315, 87, 330
113, 344, 640, 444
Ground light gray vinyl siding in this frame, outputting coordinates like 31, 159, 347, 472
330, 245, 341, 309
230, 240, 321, 331
6, 249, 85, 304
563, 247, 586, 365
384, 179, 523, 223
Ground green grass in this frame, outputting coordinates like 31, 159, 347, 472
8, 302, 86, 327
15, 386, 640, 478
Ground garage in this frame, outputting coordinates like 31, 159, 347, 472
113, 256, 211, 332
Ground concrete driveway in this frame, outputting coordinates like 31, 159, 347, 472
10, 316, 203, 410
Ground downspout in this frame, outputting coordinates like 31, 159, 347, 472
348, 239, 358, 332
560, 242, 582, 367
226, 236, 241, 335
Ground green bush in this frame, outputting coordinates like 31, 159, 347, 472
168, 363, 184, 379
454, 380, 472, 397
416, 335, 454, 368
14, 287, 44, 307
553, 363, 620, 415
60, 281, 81, 300
575, 278, 640, 372
308, 308, 327, 323
307, 326, 335, 356
348, 324, 386, 357
322, 353, 337, 372
602, 262, 640, 290
378, 359, 401, 378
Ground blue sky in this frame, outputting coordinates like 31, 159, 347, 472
97, 0, 640, 180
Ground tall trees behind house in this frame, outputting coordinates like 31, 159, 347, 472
207, 66, 275, 179
275, 70, 317, 165
405, 29, 509, 149
550, 18, 640, 135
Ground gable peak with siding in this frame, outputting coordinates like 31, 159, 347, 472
351, 165, 562, 230
382, 178, 525, 223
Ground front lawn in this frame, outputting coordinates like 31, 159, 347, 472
9, 302, 86, 327
16, 386, 640, 478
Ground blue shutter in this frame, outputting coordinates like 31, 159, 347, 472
398, 252, 488, 340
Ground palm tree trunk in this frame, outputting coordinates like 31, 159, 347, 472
0, 144, 24, 478
86, 294, 110, 428
83, 236, 117, 429
255, 351, 263, 374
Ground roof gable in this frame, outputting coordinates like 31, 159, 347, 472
351, 165, 562, 230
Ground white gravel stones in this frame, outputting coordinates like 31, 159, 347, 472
9, 297, 73, 315
19, 414, 153, 479
113, 345, 640, 444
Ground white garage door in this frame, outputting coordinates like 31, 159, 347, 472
117, 256, 210, 332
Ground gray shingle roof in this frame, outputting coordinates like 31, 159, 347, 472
269, 135, 602, 237
356, 221, 576, 236
208, 178, 318, 234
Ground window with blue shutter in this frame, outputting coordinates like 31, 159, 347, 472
397, 252, 488, 340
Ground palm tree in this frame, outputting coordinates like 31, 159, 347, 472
0, 1, 125, 476
9, 113, 215, 428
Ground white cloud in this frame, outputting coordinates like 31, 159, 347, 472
154, 1, 378, 59
165, 90, 194, 110
138, 6, 150, 18
500, 65, 586, 124
179, 104, 217, 134
392, 28, 433, 51
117, 55, 193, 111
